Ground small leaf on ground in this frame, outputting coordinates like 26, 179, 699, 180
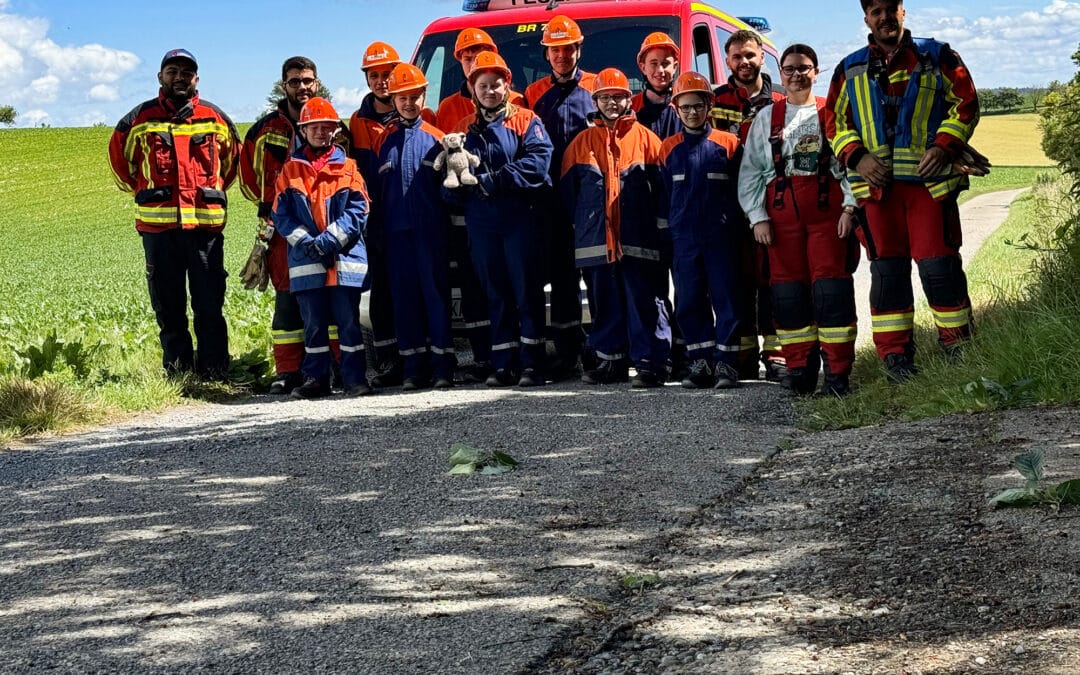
1050, 479, 1080, 504
990, 487, 1039, 507
1014, 450, 1045, 483
447, 443, 518, 476
622, 573, 661, 590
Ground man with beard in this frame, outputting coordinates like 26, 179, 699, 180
711, 30, 786, 383
347, 41, 407, 388
239, 56, 322, 395
826, 0, 979, 382
109, 49, 240, 380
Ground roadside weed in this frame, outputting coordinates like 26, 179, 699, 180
990, 449, 1080, 508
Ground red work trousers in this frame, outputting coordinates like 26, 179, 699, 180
858, 181, 973, 360
765, 177, 858, 376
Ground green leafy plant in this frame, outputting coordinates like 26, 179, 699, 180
15, 331, 103, 380
990, 449, 1080, 508
621, 573, 661, 592
963, 376, 1035, 408
227, 348, 272, 386
447, 443, 518, 475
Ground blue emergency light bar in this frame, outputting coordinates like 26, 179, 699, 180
738, 16, 772, 33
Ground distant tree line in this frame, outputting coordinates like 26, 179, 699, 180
979, 86, 1058, 114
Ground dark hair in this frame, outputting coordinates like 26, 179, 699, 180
724, 29, 763, 55
780, 43, 818, 69
281, 56, 317, 81
860, 0, 902, 10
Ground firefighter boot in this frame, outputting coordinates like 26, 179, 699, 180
582, 359, 630, 385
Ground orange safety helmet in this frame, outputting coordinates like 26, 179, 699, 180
671, 71, 713, 105
362, 41, 401, 71
637, 32, 680, 64
299, 97, 340, 125
387, 63, 428, 95
454, 27, 498, 60
541, 15, 584, 47
467, 50, 512, 84
592, 68, 632, 98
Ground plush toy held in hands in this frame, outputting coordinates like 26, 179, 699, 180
433, 131, 480, 189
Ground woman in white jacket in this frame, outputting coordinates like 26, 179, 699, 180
738, 44, 859, 397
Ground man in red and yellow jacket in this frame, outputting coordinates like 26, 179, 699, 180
826, 0, 979, 382
109, 48, 240, 380
239, 55, 320, 395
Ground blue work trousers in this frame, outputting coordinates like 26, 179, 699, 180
583, 258, 671, 372
295, 286, 366, 388
468, 223, 546, 373
672, 244, 739, 367
387, 228, 454, 380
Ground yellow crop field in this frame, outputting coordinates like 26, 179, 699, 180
969, 113, 1053, 167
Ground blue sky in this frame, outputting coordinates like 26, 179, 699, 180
1, 0, 1077, 127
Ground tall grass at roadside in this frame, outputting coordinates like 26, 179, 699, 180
0, 126, 271, 439
802, 173, 1080, 430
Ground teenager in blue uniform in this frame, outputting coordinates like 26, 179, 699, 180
659, 72, 744, 389
273, 97, 371, 399
452, 52, 554, 387
561, 68, 671, 388
373, 63, 455, 390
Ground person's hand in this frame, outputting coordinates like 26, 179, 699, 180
752, 221, 773, 246
918, 146, 949, 178
855, 153, 889, 188
838, 210, 855, 238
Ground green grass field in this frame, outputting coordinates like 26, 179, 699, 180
0, 126, 270, 433
0, 112, 1060, 437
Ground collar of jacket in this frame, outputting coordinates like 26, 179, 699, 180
359, 91, 398, 126
156, 90, 199, 120
868, 28, 914, 58
724, 71, 775, 106
549, 67, 583, 88
297, 144, 347, 171
276, 99, 302, 130
589, 110, 639, 134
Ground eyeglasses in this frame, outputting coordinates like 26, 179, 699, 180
285, 77, 318, 88
677, 103, 707, 114
780, 65, 814, 76
596, 93, 629, 104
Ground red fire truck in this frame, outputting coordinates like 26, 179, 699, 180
412, 0, 781, 104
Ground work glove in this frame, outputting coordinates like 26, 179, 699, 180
953, 143, 992, 177
239, 239, 270, 291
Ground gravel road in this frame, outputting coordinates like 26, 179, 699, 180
0, 384, 794, 673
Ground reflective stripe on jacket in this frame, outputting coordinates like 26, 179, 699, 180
826, 31, 979, 201
659, 125, 742, 254
239, 101, 299, 218
108, 92, 240, 233
272, 145, 370, 292
561, 113, 665, 268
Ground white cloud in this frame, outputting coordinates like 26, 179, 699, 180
87, 83, 118, 101
910, 1, 1080, 86
21, 108, 49, 127
332, 86, 368, 110
29, 74, 58, 102
0, 6, 138, 126
813, 1, 1080, 90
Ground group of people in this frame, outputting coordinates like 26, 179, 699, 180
108, 0, 980, 401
